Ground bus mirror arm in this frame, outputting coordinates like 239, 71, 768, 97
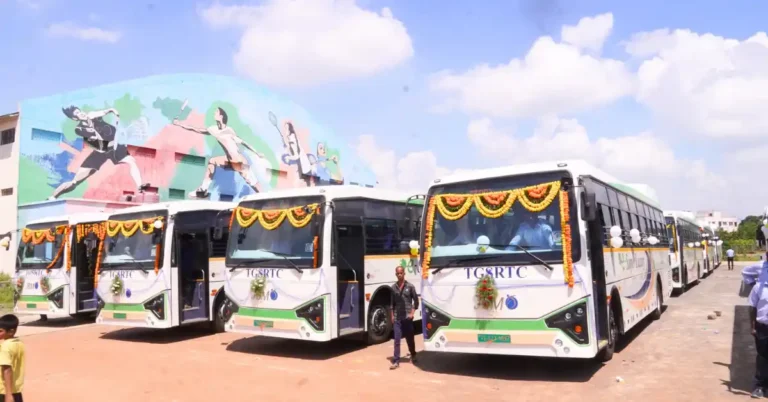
580, 191, 597, 222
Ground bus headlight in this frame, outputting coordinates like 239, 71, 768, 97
423, 303, 451, 341
47, 287, 64, 309
143, 293, 166, 321
220, 296, 239, 323
672, 267, 680, 283
296, 297, 324, 332
545, 300, 589, 345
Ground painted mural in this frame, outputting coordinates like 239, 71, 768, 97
17, 74, 376, 205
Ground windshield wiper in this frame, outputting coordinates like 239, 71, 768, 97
119, 255, 149, 273
260, 250, 303, 273
514, 245, 555, 271
432, 255, 498, 275
228, 259, 262, 272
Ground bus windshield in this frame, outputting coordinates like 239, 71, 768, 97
102, 211, 167, 270
17, 221, 68, 269
426, 171, 579, 268
228, 196, 324, 269
665, 217, 678, 252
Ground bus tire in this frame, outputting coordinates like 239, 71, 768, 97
39, 314, 48, 322
366, 302, 392, 345
697, 264, 701, 281
211, 293, 226, 333
597, 304, 618, 362
681, 264, 688, 291
650, 278, 663, 320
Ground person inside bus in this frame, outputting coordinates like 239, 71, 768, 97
506, 212, 554, 251
442, 218, 474, 246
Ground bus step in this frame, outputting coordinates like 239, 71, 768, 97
339, 328, 364, 336
340, 314, 350, 319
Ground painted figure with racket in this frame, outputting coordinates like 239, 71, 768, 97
52, 106, 147, 200
267, 111, 314, 187
173, 106, 265, 198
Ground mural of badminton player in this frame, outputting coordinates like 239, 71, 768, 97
53, 106, 148, 200
311, 142, 344, 184
267, 111, 314, 187
173, 107, 265, 198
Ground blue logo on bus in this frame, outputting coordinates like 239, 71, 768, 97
34, 282, 38, 289
269, 290, 278, 301
505, 295, 518, 310
126, 289, 132, 298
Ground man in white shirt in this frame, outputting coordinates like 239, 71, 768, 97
174, 107, 265, 198
507, 214, 554, 251
727, 248, 735, 270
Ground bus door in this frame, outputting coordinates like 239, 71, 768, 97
73, 228, 100, 312
582, 181, 609, 344
174, 212, 212, 324
333, 217, 365, 335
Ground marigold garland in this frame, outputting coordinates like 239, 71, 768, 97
40, 276, 51, 294
97, 217, 164, 283
312, 236, 319, 268
421, 197, 437, 280
231, 203, 320, 231
45, 226, 71, 272
76, 222, 107, 281
559, 190, 574, 288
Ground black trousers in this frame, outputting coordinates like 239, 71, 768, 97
756, 323, 768, 388
0, 393, 23, 402
728, 257, 735, 270
393, 318, 416, 363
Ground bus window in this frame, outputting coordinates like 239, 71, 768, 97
607, 188, 619, 208
210, 227, 229, 257
364, 219, 399, 255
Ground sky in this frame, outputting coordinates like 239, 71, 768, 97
1, 0, 767, 219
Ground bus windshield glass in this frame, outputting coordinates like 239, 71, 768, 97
665, 217, 677, 251
17, 221, 68, 269
228, 196, 324, 269
102, 211, 167, 270
426, 171, 579, 268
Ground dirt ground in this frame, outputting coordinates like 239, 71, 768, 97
15, 261, 759, 402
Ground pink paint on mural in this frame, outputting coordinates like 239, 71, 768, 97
75, 112, 207, 201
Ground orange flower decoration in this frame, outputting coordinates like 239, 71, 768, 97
481, 192, 508, 206
527, 184, 549, 199
444, 195, 468, 208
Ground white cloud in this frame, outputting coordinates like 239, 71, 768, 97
46, 22, 121, 44
466, 116, 727, 210
627, 28, 768, 138
561, 12, 614, 53
355, 135, 463, 193
199, 0, 414, 87
429, 13, 634, 118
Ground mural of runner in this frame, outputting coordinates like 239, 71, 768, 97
52, 106, 148, 200
173, 106, 267, 198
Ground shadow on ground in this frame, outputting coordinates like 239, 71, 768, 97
99, 322, 214, 344
715, 305, 753, 396
227, 335, 368, 361
22, 315, 92, 328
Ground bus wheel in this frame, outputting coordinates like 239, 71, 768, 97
597, 306, 617, 362
367, 303, 392, 345
212, 297, 226, 333
650, 279, 663, 320
681, 265, 688, 291
697, 264, 701, 281
39, 314, 48, 322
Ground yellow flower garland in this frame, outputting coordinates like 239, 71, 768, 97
73, 222, 106, 273
421, 180, 574, 288
231, 203, 320, 231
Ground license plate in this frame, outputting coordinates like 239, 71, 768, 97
253, 320, 274, 328
113, 313, 127, 319
477, 334, 511, 343
26, 303, 36, 309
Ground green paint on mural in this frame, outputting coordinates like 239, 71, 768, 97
18, 156, 86, 204
152, 97, 191, 122
204, 102, 279, 188
112, 93, 145, 125
324, 146, 342, 181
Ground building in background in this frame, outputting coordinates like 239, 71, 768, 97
0, 74, 378, 273
696, 210, 740, 233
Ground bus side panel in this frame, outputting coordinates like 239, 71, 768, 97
14, 268, 71, 319
604, 248, 667, 333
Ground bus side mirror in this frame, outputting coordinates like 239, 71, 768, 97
151, 231, 163, 245
212, 226, 224, 241
580, 191, 597, 222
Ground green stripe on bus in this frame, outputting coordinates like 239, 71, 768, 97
113, 313, 127, 319
237, 308, 299, 320
26, 304, 37, 309
102, 303, 145, 312
19, 295, 47, 302
447, 318, 549, 331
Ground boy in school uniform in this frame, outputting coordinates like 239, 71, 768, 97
0, 315, 24, 402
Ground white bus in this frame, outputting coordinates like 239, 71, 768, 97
665, 211, 704, 292
94, 201, 234, 329
217, 186, 423, 343
416, 160, 673, 361
14, 213, 108, 320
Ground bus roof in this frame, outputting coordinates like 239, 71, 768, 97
238, 185, 421, 205
429, 159, 662, 209
26, 212, 110, 226
106, 200, 236, 219
664, 210, 700, 227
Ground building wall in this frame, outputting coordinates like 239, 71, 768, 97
16, 74, 376, 206
0, 113, 20, 276
695, 210, 739, 233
